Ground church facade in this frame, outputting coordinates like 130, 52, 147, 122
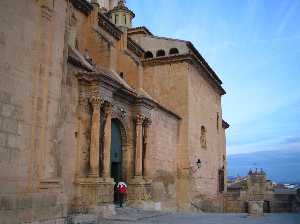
0, 0, 228, 222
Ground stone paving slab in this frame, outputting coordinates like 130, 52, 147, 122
99, 208, 300, 224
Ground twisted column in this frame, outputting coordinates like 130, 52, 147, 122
89, 96, 101, 177
103, 101, 113, 179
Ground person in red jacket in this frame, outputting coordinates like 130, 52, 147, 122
117, 182, 127, 207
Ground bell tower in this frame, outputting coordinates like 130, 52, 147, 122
108, 0, 135, 29
92, 0, 118, 10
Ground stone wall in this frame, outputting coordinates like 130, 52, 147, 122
146, 108, 180, 211
143, 62, 191, 211
142, 61, 226, 212
0, 0, 69, 222
187, 63, 225, 212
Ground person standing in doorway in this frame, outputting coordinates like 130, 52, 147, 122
117, 181, 127, 207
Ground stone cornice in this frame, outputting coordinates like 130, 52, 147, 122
75, 71, 181, 120
128, 26, 153, 36
186, 42, 223, 86
68, 54, 94, 72
98, 13, 123, 40
142, 54, 226, 96
127, 37, 145, 58
70, 0, 93, 16
222, 120, 230, 129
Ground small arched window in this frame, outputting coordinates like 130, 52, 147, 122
200, 125, 207, 149
145, 51, 153, 59
169, 48, 179, 55
156, 49, 166, 57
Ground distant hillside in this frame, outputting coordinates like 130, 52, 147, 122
227, 149, 300, 183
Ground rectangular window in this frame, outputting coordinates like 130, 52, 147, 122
219, 169, 225, 193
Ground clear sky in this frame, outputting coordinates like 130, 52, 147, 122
126, 0, 300, 155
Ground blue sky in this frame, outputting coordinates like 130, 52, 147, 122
126, 0, 300, 155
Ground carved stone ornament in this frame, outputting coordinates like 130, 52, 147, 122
103, 101, 113, 119
78, 97, 90, 113
89, 96, 101, 109
38, 0, 54, 21
112, 106, 127, 120
135, 113, 144, 125
143, 118, 152, 127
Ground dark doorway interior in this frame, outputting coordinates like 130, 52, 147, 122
110, 119, 123, 202
263, 201, 271, 213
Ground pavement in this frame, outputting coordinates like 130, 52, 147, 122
99, 207, 300, 224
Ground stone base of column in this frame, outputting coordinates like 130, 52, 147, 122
127, 176, 152, 205
73, 177, 115, 214
248, 200, 264, 217
39, 179, 61, 191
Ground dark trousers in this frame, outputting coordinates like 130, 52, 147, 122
119, 192, 124, 207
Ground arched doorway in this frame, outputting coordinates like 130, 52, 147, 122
110, 119, 123, 183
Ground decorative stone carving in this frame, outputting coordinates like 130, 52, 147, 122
200, 125, 207, 149
38, 0, 54, 21
89, 96, 101, 108
112, 105, 127, 121
78, 97, 90, 114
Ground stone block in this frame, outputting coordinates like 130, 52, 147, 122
7, 134, 20, 148
0, 147, 10, 163
0, 211, 19, 224
0, 91, 11, 104
11, 106, 23, 120
55, 218, 66, 224
0, 195, 15, 210
0, 131, 7, 146
1, 104, 15, 117
66, 214, 97, 224
248, 200, 264, 217
1, 118, 18, 134
16, 195, 33, 209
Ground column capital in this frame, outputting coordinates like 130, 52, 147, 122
135, 113, 144, 125
78, 97, 90, 113
89, 96, 101, 109
143, 118, 152, 127
103, 101, 113, 117
103, 100, 113, 109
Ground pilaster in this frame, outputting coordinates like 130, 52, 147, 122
142, 118, 152, 179
102, 101, 113, 181
134, 113, 143, 178
88, 96, 101, 177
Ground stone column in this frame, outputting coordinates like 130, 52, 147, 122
37, 0, 61, 189
103, 101, 113, 179
76, 96, 90, 178
134, 113, 144, 177
142, 118, 151, 179
89, 96, 101, 177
